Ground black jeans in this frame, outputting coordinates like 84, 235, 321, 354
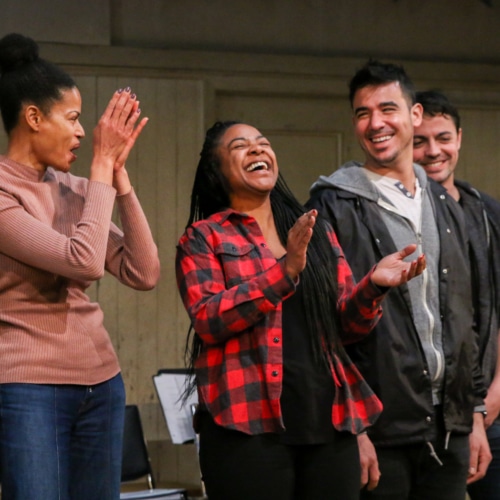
360, 414, 469, 500
198, 412, 360, 500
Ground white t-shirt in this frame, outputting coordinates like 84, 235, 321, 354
363, 168, 422, 232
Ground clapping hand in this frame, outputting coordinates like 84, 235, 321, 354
91, 88, 148, 193
285, 210, 317, 280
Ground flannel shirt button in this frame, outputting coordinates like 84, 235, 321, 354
423, 369, 428, 376
271, 370, 279, 377
426, 416, 432, 423
273, 337, 279, 343
261, 243, 266, 247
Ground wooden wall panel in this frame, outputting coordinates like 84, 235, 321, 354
459, 106, 500, 199
265, 131, 342, 204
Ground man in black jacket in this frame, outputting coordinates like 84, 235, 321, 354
307, 61, 490, 499
413, 89, 500, 500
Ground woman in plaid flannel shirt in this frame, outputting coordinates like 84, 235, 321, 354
176, 121, 425, 500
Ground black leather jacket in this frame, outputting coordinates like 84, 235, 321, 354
308, 176, 485, 447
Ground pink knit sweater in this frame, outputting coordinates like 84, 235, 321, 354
0, 156, 160, 385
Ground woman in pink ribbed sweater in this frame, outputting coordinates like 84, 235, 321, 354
0, 33, 160, 499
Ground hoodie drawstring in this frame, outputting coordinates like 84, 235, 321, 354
444, 431, 451, 450
426, 441, 444, 466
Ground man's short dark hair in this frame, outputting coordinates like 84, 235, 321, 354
348, 60, 416, 108
416, 90, 461, 131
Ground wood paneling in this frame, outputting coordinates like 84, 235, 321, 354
459, 106, 500, 199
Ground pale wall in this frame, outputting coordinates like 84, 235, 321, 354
4, 0, 500, 62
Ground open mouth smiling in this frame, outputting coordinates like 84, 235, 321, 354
423, 160, 446, 168
245, 161, 269, 172
371, 135, 392, 144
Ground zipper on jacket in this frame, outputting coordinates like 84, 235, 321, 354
377, 195, 444, 384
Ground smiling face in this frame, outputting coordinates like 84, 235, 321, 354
216, 123, 278, 210
30, 87, 85, 172
352, 82, 422, 174
413, 113, 462, 190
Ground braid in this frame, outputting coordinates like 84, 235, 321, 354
183, 122, 348, 401
186, 121, 238, 226
183, 121, 241, 400
271, 175, 346, 366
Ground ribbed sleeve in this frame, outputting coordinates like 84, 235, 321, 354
105, 189, 160, 290
0, 157, 160, 385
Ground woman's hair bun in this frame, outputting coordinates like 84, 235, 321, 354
0, 33, 39, 73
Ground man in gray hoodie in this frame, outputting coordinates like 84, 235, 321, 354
306, 60, 490, 499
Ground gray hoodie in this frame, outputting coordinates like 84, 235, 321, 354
311, 161, 445, 404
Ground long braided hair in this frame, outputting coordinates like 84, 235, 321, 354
184, 121, 347, 395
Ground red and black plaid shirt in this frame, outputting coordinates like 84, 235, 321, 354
176, 209, 384, 435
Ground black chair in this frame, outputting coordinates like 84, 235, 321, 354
121, 404, 188, 499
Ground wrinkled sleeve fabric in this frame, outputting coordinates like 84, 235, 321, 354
0, 181, 116, 282
176, 224, 296, 345
329, 225, 385, 342
104, 188, 160, 290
